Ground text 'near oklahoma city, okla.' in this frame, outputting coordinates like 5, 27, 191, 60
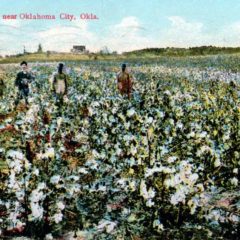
2, 12, 99, 20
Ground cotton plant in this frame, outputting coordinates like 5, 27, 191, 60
1, 145, 81, 237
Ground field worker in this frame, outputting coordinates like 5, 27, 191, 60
117, 63, 133, 99
15, 61, 35, 107
52, 63, 68, 107
0, 77, 5, 98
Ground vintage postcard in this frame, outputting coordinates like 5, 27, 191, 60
0, 0, 239, 239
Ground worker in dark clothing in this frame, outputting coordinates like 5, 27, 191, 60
0, 77, 5, 98
15, 61, 35, 107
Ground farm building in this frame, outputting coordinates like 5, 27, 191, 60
71, 45, 87, 54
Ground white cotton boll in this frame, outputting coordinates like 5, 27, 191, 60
129, 181, 136, 192
176, 122, 183, 129
53, 213, 63, 224
148, 187, 156, 199
230, 177, 238, 186
98, 185, 107, 192
127, 108, 135, 117
214, 158, 221, 168
92, 149, 99, 158
45, 147, 55, 159
115, 146, 122, 156
167, 156, 177, 163
59, 146, 66, 152
25, 110, 35, 123
174, 174, 182, 185
78, 167, 88, 174
164, 90, 171, 95
36, 152, 44, 160
140, 180, 148, 199
233, 168, 238, 174
5, 202, 10, 209
228, 214, 239, 223
169, 119, 174, 125
146, 116, 154, 124
87, 107, 93, 116
109, 115, 115, 123
140, 181, 155, 200
170, 190, 186, 205
7, 150, 24, 160
156, 111, 165, 118
56, 117, 63, 131
130, 145, 137, 156
30, 202, 43, 219
67, 183, 81, 196
111, 107, 118, 114
57, 201, 65, 210
45, 233, 53, 240
37, 182, 46, 190
211, 210, 221, 221
50, 175, 61, 184
16, 190, 25, 201
146, 199, 155, 207
67, 175, 80, 181
179, 160, 189, 170
145, 168, 155, 178
170, 193, 179, 205
124, 121, 130, 130
153, 219, 164, 231
117, 178, 127, 188
164, 178, 172, 188
123, 134, 131, 142
122, 208, 131, 216
189, 173, 199, 183
106, 221, 117, 233
8, 161, 15, 169
8, 171, 16, 189
14, 160, 23, 173
97, 219, 109, 230
24, 160, 32, 170
163, 167, 174, 174
30, 190, 44, 203
223, 133, 230, 141
160, 146, 169, 155
33, 168, 39, 176
187, 131, 195, 139
196, 183, 204, 192
9, 211, 18, 225
190, 204, 197, 215
199, 131, 207, 138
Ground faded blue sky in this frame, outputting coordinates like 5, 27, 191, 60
0, 0, 240, 55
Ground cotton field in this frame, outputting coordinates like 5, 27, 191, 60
0, 58, 239, 239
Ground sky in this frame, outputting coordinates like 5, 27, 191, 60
0, 0, 240, 55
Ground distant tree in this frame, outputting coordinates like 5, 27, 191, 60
100, 46, 111, 55
46, 51, 50, 57
37, 44, 43, 53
